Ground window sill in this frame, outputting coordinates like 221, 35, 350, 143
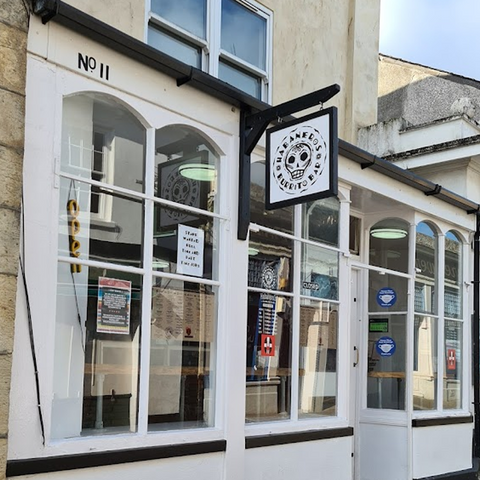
412, 414, 473, 428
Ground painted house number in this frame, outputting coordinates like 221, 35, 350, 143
78, 53, 110, 81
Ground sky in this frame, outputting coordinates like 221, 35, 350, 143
380, 0, 480, 80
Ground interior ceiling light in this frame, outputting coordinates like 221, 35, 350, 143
179, 163, 215, 181
371, 228, 408, 239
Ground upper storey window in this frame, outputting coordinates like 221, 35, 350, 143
148, 0, 271, 100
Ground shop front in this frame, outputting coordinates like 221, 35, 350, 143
6, 6, 479, 480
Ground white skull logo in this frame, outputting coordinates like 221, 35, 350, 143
284, 142, 312, 181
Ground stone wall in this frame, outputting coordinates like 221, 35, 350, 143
0, 1, 28, 478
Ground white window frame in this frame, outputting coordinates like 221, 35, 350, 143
146, 0, 273, 102
412, 218, 471, 420
245, 179, 351, 436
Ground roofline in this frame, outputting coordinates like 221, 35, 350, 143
32, 1, 480, 217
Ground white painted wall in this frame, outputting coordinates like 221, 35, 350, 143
412, 423, 472, 478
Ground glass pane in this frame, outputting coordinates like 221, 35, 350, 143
413, 315, 437, 410
149, 278, 216, 430
415, 222, 437, 314
301, 244, 338, 300
51, 265, 142, 439
369, 271, 408, 313
148, 25, 202, 68
61, 94, 145, 193
369, 218, 409, 273
302, 197, 339, 246
251, 160, 293, 234
151, 0, 206, 38
58, 177, 144, 268
218, 60, 261, 98
246, 293, 292, 422
445, 231, 462, 319
153, 205, 217, 280
299, 300, 337, 418
444, 320, 462, 409
367, 314, 406, 410
248, 230, 292, 292
221, 0, 266, 69
155, 126, 218, 212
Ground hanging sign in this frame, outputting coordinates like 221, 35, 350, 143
376, 336, 396, 357
177, 224, 204, 277
97, 277, 132, 335
261, 334, 276, 356
376, 287, 397, 308
265, 107, 338, 210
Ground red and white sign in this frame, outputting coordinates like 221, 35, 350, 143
261, 334, 276, 357
447, 349, 456, 370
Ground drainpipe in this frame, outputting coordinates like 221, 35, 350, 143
474, 213, 480, 459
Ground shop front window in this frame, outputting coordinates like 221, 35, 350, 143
443, 231, 463, 409
413, 222, 438, 410
246, 162, 340, 424
52, 93, 221, 439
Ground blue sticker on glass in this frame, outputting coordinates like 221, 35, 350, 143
376, 336, 396, 357
376, 287, 397, 308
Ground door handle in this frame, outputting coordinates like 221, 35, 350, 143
353, 346, 359, 367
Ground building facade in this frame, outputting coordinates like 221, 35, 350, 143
2, 3, 480, 480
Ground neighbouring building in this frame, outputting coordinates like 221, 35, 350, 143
2, 4, 480, 480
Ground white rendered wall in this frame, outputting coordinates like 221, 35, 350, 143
412, 424, 472, 479
245, 437, 353, 480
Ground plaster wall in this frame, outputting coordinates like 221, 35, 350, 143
379, 56, 480, 127
0, 2, 28, 479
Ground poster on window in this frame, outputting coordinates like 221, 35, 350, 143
96, 277, 132, 335
177, 224, 204, 277
265, 107, 338, 210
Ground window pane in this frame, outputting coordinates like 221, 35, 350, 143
155, 125, 218, 213
61, 94, 145, 194
148, 25, 202, 68
149, 278, 216, 430
246, 293, 292, 422
58, 177, 144, 268
445, 231, 462, 319
218, 60, 262, 98
301, 244, 338, 300
151, 0, 206, 39
302, 197, 339, 246
251, 160, 293, 235
413, 315, 437, 410
248, 230, 292, 292
415, 222, 437, 314
221, 0, 266, 69
52, 265, 142, 439
299, 300, 338, 418
153, 205, 217, 280
367, 314, 406, 410
444, 320, 462, 409
369, 218, 409, 273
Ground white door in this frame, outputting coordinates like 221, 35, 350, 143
352, 264, 413, 480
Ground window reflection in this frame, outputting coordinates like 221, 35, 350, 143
299, 300, 337, 418
301, 244, 338, 300
415, 222, 437, 314
444, 231, 462, 319
246, 293, 292, 422
302, 197, 339, 247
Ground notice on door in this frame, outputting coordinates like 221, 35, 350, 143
177, 224, 204, 277
96, 277, 132, 335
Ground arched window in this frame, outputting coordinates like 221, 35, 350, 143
52, 94, 222, 439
